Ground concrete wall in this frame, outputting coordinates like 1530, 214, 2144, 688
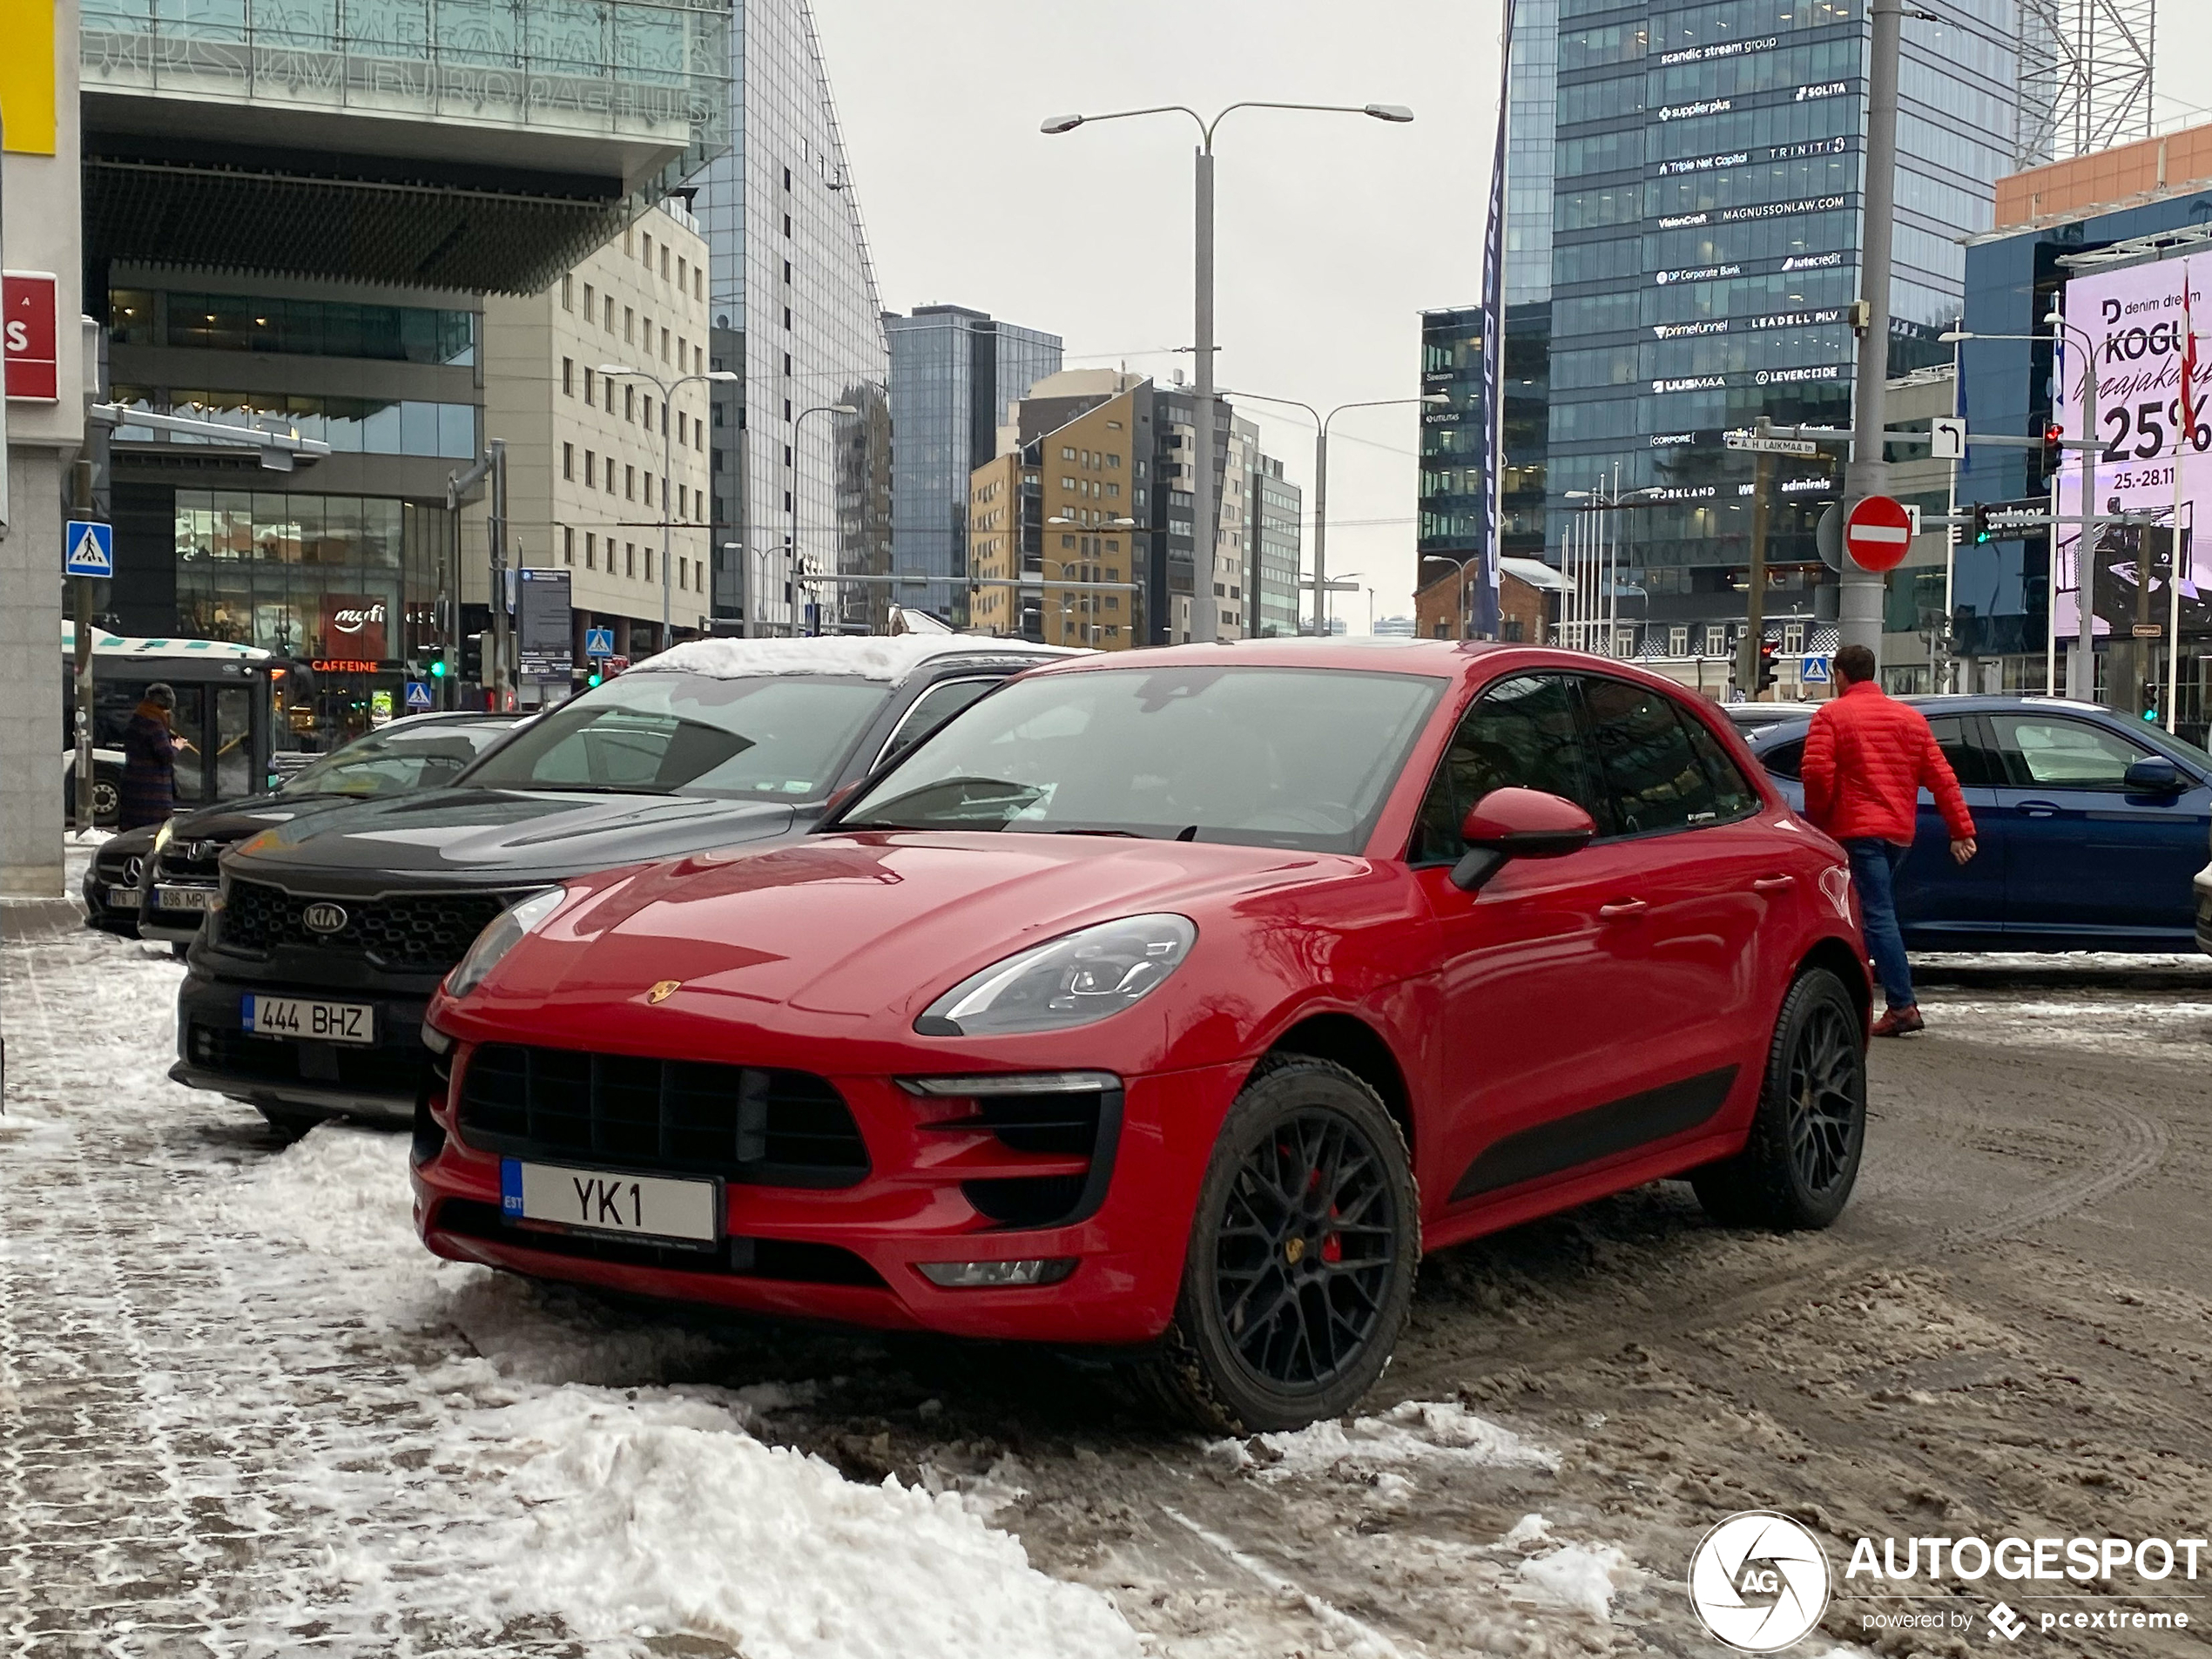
3, 0, 84, 896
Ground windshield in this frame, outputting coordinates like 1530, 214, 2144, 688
456, 673, 886, 799
837, 664, 1445, 852
279, 721, 508, 799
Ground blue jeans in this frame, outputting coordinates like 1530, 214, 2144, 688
1844, 838, 1915, 1010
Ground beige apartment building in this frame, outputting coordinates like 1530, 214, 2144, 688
475, 199, 716, 670
969, 377, 1147, 650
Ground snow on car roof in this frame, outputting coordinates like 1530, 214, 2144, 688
631, 633, 1080, 685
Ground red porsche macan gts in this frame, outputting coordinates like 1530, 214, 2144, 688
412, 640, 1871, 1430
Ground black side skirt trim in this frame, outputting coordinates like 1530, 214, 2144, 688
1449, 1064, 1740, 1204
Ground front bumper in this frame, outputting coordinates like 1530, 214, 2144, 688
81, 869, 142, 938
412, 1044, 1250, 1346
173, 969, 430, 1123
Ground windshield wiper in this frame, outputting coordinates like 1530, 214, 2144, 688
499, 783, 672, 796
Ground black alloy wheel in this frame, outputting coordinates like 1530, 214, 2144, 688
1141, 1055, 1420, 1433
1216, 1109, 1400, 1392
1786, 991, 1861, 1199
1691, 966, 1866, 1231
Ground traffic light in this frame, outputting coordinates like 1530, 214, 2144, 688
1756, 640, 1779, 696
429, 658, 448, 679
1972, 502, 1995, 544
586, 668, 604, 688
461, 631, 485, 682
2039, 421, 2065, 482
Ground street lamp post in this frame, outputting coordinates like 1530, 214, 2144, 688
1043, 101, 1413, 645
1417, 554, 1473, 638
1224, 389, 1447, 637
600, 364, 738, 649
786, 402, 859, 637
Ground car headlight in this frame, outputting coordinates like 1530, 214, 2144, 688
445, 888, 564, 1000
915, 914, 1197, 1037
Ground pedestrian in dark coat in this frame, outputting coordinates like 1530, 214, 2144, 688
119, 683, 188, 830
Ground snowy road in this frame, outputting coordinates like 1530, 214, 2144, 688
4, 866, 2208, 1657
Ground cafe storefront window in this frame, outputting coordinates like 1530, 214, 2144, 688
173, 490, 448, 746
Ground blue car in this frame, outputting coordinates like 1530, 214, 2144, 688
1742, 697, 2212, 952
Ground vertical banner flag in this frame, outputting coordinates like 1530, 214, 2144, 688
1476, 0, 1517, 640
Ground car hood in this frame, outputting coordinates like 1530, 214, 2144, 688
223, 787, 802, 884
166, 794, 351, 846
511, 831, 1368, 1020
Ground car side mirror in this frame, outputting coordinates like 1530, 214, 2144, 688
2123, 756, 2184, 794
1450, 787, 1598, 893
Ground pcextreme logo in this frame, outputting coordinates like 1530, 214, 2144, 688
1689, 1511, 1831, 1651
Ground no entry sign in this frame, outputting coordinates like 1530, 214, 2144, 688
1844, 495, 1912, 573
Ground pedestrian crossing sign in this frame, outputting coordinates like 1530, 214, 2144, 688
64, 520, 113, 578
1801, 653, 1831, 684
404, 680, 433, 711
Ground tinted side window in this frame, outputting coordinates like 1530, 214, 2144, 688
1923, 713, 1995, 788
1679, 710, 1761, 819
1990, 715, 2149, 789
879, 678, 996, 770
1759, 737, 1807, 780
1580, 675, 1722, 836
1411, 673, 1609, 862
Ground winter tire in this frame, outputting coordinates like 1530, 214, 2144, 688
92, 767, 121, 827
1691, 966, 1865, 1231
1139, 1055, 1419, 1433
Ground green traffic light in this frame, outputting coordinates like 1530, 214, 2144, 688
587, 671, 603, 688
429, 659, 448, 678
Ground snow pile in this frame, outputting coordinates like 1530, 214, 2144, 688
1516, 1543, 1631, 1621
635, 632, 1075, 685
1497, 1513, 1553, 1548
468, 1387, 1139, 1658
1220, 1399, 1558, 1482
229, 1125, 1143, 1657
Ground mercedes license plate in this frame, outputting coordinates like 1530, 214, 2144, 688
156, 884, 216, 912
108, 886, 142, 907
502, 1159, 719, 1245
243, 995, 374, 1044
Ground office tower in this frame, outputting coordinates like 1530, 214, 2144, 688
695, 0, 890, 634
1501, 1, 2028, 654
887, 306, 1063, 624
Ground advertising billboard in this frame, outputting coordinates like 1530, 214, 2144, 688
317, 594, 390, 661
2051, 259, 2212, 646
516, 568, 573, 677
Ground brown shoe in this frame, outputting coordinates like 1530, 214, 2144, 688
1871, 1004, 1924, 1038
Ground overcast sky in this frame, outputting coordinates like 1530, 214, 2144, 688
812, 0, 1501, 632
815, 3, 2201, 633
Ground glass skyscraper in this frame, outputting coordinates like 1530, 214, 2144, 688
1507, 0, 2027, 649
696, 0, 892, 633
887, 306, 1063, 624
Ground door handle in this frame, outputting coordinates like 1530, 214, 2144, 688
2018, 799, 2060, 818
1598, 899, 1649, 920
1751, 875, 1796, 893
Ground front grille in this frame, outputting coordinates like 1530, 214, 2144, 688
158, 846, 223, 882
186, 1023, 425, 1098
219, 879, 509, 972
455, 1043, 869, 1189
432, 1198, 887, 1285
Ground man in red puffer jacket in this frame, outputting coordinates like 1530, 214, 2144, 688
1799, 645, 1977, 1036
